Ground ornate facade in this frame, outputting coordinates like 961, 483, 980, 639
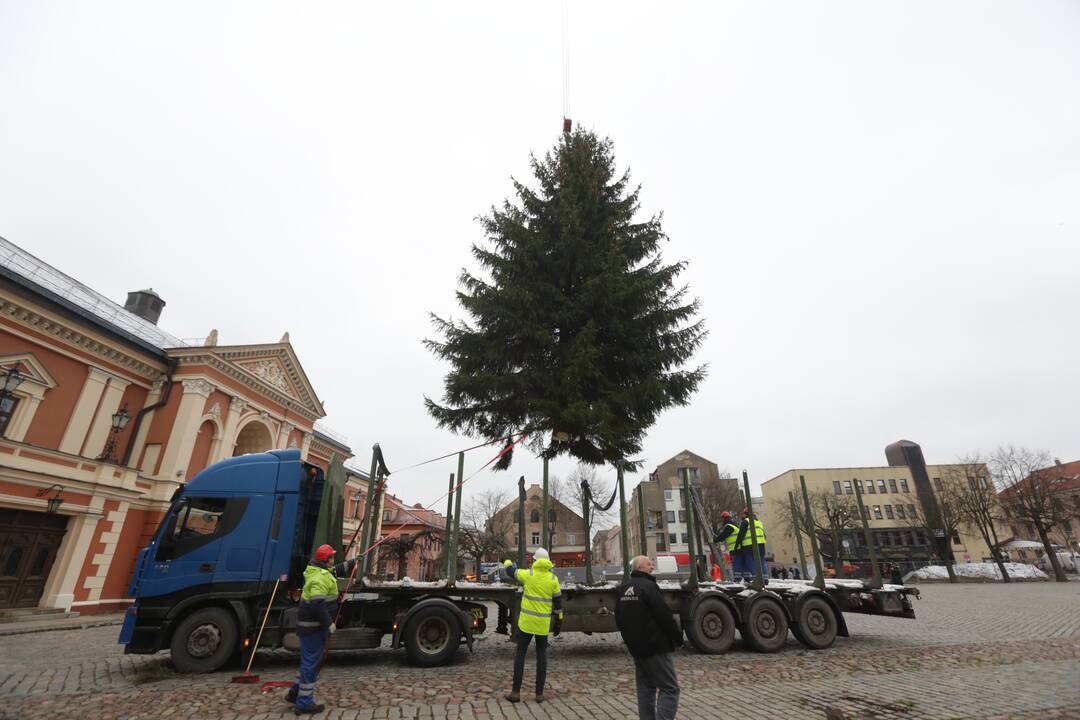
0, 236, 351, 613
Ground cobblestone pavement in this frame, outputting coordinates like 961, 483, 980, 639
1, 583, 1078, 720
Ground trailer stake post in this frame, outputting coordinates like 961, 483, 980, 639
360, 444, 380, 578
444, 473, 455, 585
582, 481, 593, 585
637, 484, 648, 556
618, 463, 630, 581
517, 475, 527, 570
448, 453, 464, 585
742, 470, 764, 591
800, 474, 826, 588
789, 491, 809, 581
542, 457, 551, 550
683, 469, 699, 591
853, 477, 882, 588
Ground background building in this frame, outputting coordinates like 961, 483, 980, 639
490, 483, 586, 567
626, 450, 739, 564
761, 441, 997, 573
592, 524, 623, 567
1000, 458, 1080, 560
0, 236, 351, 613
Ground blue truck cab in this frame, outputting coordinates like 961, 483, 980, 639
119, 449, 327, 672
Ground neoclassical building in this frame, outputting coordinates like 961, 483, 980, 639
0, 236, 351, 613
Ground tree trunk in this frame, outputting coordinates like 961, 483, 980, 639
944, 554, 957, 583
988, 524, 1010, 583
832, 531, 845, 578
1035, 525, 1067, 582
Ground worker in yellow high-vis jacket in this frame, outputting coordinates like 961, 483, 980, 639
501, 548, 563, 704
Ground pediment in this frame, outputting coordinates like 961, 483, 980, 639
0, 352, 57, 388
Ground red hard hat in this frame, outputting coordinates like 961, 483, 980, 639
314, 544, 336, 562
721, 511, 731, 520
742, 507, 750, 514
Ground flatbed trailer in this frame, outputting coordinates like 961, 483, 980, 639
120, 448, 918, 672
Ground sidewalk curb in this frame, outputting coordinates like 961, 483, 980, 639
0, 618, 123, 637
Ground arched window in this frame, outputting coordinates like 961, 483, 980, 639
530, 509, 540, 523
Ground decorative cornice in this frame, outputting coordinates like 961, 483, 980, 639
229, 396, 248, 413
0, 297, 164, 381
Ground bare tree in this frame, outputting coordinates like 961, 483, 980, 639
695, 474, 742, 538
378, 529, 434, 580
458, 488, 514, 564
950, 454, 1011, 582
992, 446, 1069, 582
774, 488, 861, 577
904, 471, 966, 583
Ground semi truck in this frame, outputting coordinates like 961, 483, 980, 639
119, 448, 918, 672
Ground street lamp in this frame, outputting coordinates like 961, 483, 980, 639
36, 484, 64, 514
0, 365, 25, 438
98, 403, 132, 464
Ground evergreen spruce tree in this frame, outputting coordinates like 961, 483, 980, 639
425, 129, 706, 469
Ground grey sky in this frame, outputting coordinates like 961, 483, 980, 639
2, 2, 1078, 512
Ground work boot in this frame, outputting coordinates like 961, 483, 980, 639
535, 692, 545, 703
505, 690, 520, 703
285, 687, 297, 705
294, 703, 325, 715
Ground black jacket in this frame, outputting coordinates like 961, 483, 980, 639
615, 570, 682, 658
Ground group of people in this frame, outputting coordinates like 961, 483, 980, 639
715, 507, 769, 582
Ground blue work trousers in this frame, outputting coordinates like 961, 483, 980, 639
291, 630, 326, 710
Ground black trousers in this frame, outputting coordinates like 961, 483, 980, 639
511, 631, 549, 693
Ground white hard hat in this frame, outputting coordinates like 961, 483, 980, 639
533, 548, 550, 561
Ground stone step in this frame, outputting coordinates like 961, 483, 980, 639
0, 607, 80, 624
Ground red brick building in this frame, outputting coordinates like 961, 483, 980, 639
0, 236, 351, 613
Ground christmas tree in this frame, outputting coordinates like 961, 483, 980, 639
425, 129, 706, 469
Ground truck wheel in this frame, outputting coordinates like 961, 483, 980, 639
404, 605, 461, 667
686, 597, 735, 654
792, 595, 837, 650
169, 607, 238, 673
742, 597, 788, 653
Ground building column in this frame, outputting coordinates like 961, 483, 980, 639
126, 380, 163, 469
277, 422, 295, 450
300, 431, 313, 461
158, 379, 214, 482
58, 368, 110, 454
82, 376, 131, 458
213, 396, 247, 463
39, 499, 105, 611
6, 394, 42, 443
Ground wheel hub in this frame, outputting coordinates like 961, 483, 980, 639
187, 622, 222, 658
702, 611, 725, 640
807, 608, 827, 635
756, 610, 777, 638
417, 618, 449, 654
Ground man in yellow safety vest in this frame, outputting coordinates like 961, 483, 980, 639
501, 547, 563, 704
734, 508, 768, 582
714, 511, 742, 579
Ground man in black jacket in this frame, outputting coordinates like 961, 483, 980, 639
615, 555, 682, 720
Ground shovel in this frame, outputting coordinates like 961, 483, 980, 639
232, 574, 285, 684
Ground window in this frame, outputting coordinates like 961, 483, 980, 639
669, 533, 678, 545
531, 533, 540, 544
666, 510, 676, 523
678, 510, 686, 523
952, 531, 962, 546
530, 509, 540, 523
863, 505, 870, 519
888, 479, 898, 493
900, 478, 909, 493
866, 479, 876, 494
896, 505, 906, 519
877, 479, 887, 493
0, 395, 18, 436
873, 505, 883, 520
157, 496, 233, 561
550, 533, 557, 545
383, 510, 391, 521
681, 533, 689, 544
664, 490, 672, 501
565, 533, 575, 545
655, 533, 666, 551
885, 505, 894, 519
843, 481, 853, 495
833, 481, 842, 495
907, 504, 917, 518
933, 477, 942, 492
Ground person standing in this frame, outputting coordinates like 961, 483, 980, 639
734, 508, 768, 583
616, 555, 683, 720
714, 511, 742, 580
502, 548, 562, 703
287, 544, 355, 715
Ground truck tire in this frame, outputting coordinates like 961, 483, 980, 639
742, 597, 788, 653
404, 605, 461, 667
791, 595, 837, 650
169, 606, 239, 673
686, 597, 735, 655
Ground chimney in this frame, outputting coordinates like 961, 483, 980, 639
124, 289, 166, 325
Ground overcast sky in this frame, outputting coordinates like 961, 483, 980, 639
2, 2, 1078, 515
